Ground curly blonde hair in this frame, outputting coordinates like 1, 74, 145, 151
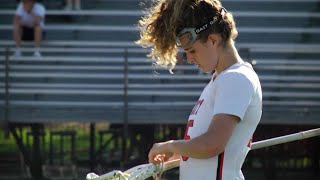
136, 0, 238, 69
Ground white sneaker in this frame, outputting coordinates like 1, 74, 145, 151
33, 51, 42, 57
13, 49, 21, 57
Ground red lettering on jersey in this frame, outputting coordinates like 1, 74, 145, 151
247, 136, 253, 148
191, 99, 204, 115
182, 120, 194, 161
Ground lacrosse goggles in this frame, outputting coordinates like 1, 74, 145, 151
176, 8, 226, 47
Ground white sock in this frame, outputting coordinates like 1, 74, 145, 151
34, 47, 40, 53
15, 47, 21, 53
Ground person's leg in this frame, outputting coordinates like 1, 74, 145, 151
13, 22, 22, 56
34, 25, 43, 57
74, 0, 81, 10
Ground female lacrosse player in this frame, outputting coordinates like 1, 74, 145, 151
136, 0, 262, 179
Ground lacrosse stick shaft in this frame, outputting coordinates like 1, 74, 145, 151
251, 128, 320, 150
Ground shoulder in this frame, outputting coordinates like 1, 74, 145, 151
15, 3, 24, 15
216, 63, 258, 88
34, 3, 46, 11
16, 3, 23, 11
33, 3, 46, 16
215, 65, 258, 91
216, 69, 250, 85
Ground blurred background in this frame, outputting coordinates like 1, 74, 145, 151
0, 0, 319, 179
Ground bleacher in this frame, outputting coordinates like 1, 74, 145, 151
1, 0, 320, 125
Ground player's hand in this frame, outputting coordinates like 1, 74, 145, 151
148, 140, 174, 164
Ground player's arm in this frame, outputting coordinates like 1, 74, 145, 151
168, 153, 181, 161
170, 73, 254, 158
13, 15, 21, 25
14, 4, 22, 26
31, 13, 43, 26
31, 5, 45, 26
172, 114, 238, 159
149, 114, 238, 162
149, 73, 253, 163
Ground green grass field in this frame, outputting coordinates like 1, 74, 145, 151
0, 123, 116, 162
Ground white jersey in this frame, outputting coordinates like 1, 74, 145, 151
180, 62, 262, 180
15, 2, 46, 28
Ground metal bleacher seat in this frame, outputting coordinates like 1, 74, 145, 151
0, 0, 320, 125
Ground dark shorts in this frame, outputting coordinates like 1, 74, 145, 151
21, 26, 45, 41
21, 26, 35, 41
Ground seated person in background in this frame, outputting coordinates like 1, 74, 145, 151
64, 0, 81, 11
13, 0, 46, 57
